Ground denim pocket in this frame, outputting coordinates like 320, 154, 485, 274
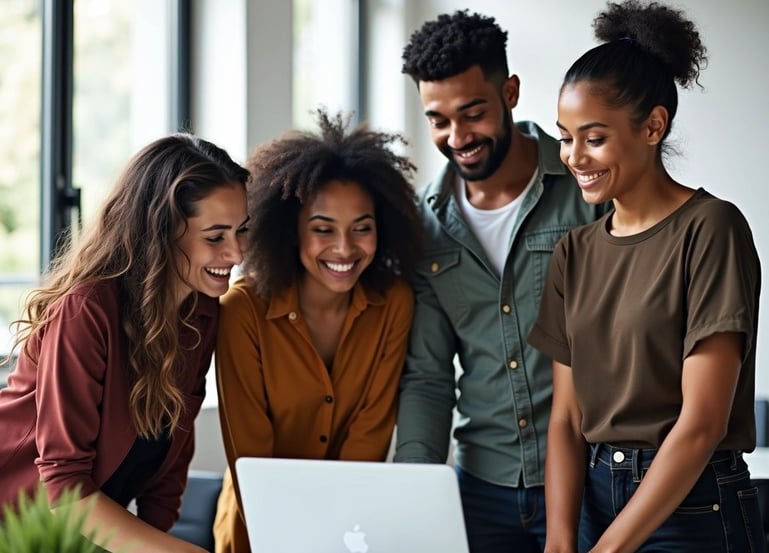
673, 463, 722, 515
737, 486, 767, 552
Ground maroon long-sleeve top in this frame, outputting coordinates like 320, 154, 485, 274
0, 280, 218, 530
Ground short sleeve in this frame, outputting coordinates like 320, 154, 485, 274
683, 201, 760, 360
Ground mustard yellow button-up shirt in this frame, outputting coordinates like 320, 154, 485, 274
213, 277, 414, 553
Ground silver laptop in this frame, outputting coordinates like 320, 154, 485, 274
234, 457, 469, 553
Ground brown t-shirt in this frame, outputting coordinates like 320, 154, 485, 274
529, 189, 760, 449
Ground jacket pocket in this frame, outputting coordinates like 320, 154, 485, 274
417, 250, 461, 277
416, 249, 469, 322
524, 227, 569, 301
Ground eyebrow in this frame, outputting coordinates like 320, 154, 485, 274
424, 98, 487, 118
556, 121, 610, 132
201, 216, 250, 232
308, 213, 375, 223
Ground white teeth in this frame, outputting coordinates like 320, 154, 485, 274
578, 171, 607, 183
325, 261, 354, 273
205, 267, 230, 277
458, 144, 483, 158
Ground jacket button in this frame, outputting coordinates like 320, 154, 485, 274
502, 304, 511, 313
288, 312, 297, 320
325, 395, 334, 403
430, 262, 439, 273
509, 360, 518, 369
320, 435, 328, 443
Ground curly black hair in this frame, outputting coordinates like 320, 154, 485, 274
562, 1, 707, 146
401, 10, 508, 85
243, 108, 422, 298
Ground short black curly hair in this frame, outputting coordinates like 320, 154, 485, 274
401, 10, 509, 85
243, 108, 422, 298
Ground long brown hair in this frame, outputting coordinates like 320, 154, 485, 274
10, 134, 249, 438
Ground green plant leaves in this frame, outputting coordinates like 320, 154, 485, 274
0, 485, 104, 553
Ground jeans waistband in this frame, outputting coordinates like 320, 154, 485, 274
589, 443, 741, 481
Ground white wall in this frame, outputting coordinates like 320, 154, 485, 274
191, 0, 293, 164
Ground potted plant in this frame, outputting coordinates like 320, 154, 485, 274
0, 485, 107, 553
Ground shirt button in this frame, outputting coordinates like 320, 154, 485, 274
502, 304, 511, 313
518, 418, 527, 428
613, 451, 625, 463
324, 395, 334, 403
509, 360, 518, 369
288, 312, 297, 321
320, 435, 328, 443
430, 262, 439, 273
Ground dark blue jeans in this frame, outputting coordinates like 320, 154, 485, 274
580, 443, 767, 552
455, 465, 546, 553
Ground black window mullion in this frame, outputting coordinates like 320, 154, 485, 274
40, 0, 75, 272
169, 0, 191, 133
352, 0, 367, 124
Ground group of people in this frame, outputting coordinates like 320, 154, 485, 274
0, 2, 762, 553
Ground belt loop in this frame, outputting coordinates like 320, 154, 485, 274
589, 443, 601, 468
730, 450, 738, 470
632, 448, 642, 483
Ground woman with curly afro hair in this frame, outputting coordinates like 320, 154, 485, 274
213, 109, 422, 553
529, 2, 763, 552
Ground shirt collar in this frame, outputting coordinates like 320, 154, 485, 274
266, 280, 386, 320
180, 291, 218, 320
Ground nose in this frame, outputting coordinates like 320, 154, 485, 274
224, 234, 245, 266
333, 232, 353, 256
447, 121, 472, 151
565, 141, 586, 169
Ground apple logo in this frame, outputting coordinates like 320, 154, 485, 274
343, 524, 369, 553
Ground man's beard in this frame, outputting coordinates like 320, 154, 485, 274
441, 113, 513, 182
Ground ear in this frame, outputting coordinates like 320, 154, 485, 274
644, 106, 669, 145
502, 75, 520, 110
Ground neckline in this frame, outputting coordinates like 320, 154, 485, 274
600, 187, 706, 245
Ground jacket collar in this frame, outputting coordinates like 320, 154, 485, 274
425, 120, 566, 212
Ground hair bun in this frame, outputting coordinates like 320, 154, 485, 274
593, 0, 707, 88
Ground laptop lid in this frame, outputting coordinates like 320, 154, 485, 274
234, 457, 469, 553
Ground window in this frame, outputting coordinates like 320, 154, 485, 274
293, 0, 359, 127
0, 0, 187, 385
0, 0, 41, 379
74, 0, 177, 223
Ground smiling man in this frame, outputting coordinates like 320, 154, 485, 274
393, 10, 609, 553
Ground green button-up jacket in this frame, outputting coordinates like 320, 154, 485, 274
394, 121, 610, 486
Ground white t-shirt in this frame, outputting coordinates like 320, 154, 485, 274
454, 169, 538, 277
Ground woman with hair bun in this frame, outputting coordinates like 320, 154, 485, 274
528, 1, 764, 551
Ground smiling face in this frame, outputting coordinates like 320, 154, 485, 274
175, 183, 249, 303
297, 179, 377, 299
557, 82, 662, 205
419, 65, 516, 182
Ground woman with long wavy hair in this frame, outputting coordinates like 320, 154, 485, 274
0, 133, 249, 553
